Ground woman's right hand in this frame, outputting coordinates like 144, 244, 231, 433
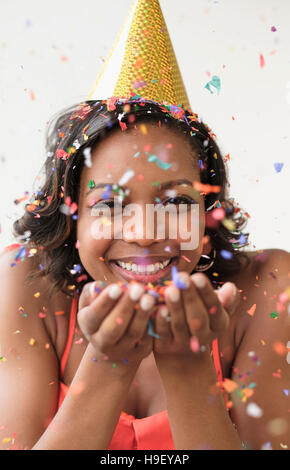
77, 281, 156, 366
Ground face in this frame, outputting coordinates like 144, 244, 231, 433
77, 122, 206, 285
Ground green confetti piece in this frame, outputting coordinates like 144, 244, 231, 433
270, 311, 278, 319
88, 179, 95, 189
112, 363, 117, 368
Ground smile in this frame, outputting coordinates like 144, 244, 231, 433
109, 257, 178, 283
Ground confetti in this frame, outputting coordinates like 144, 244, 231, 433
222, 378, 238, 393
274, 162, 284, 173
146, 153, 171, 170
220, 249, 233, 260
247, 304, 256, 316
246, 402, 263, 418
29, 338, 36, 346
270, 311, 278, 319
260, 53, 265, 68
118, 169, 135, 186
190, 336, 200, 353
204, 75, 221, 95
83, 147, 92, 168
181, 255, 191, 263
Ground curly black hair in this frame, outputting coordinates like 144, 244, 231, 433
12, 97, 250, 298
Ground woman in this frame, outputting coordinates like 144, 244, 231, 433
0, 98, 289, 450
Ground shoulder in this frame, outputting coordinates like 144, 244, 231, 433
0, 245, 73, 358
225, 249, 290, 449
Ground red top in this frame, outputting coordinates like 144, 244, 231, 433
58, 290, 228, 450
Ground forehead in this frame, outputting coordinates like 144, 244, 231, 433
83, 122, 199, 185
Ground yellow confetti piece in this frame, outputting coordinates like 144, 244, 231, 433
34, 292, 40, 298
0, 357, 7, 362
261, 339, 266, 345
29, 338, 36, 346
2, 437, 11, 443
221, 218, 236, 231
13, 330, 21, 334
29, 248, 37, 255
140, 123, 148, 135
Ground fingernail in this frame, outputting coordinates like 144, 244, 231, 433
129, 283, 145, 301
193, 274, 206, 289
140, 294, 155, 311
109, 284, 123, 300
177, 274, 191, 289
159, 305, 169, 318
167, 286, 180, 302
90, 282, 97, 297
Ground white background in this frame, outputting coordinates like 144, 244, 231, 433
0, 0, 289, 252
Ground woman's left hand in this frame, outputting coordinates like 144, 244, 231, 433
152, 271, 240, 366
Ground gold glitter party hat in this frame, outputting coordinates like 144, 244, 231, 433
87, 0, 192, 111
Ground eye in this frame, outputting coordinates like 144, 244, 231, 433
89, 200, 124, 211
164, 196, 196, 205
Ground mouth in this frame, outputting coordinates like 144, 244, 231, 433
109, 257, 179, 284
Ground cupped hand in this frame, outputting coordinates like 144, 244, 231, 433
152, 271, 240, 364
77, 280, 156, 366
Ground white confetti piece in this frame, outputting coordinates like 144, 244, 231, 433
83, 147, 92, 168
246, 402, 263, 418
118, 169, 135, 186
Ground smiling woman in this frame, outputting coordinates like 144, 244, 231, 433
12, 99, 250, 298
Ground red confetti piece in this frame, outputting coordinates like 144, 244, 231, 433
181, 255, 191, 263
38, 312, 46, 318
119, 121, 127, 131
70, 202, 78, 214
29, 90, 35, 101
209, 306, 217, 315
54, 310, 65, 316
56, 149, 68, 160
260, 53, 265, 68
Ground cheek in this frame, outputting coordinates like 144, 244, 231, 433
76, 215, 112, 262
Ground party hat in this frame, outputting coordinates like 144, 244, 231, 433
87, 0, 192, 111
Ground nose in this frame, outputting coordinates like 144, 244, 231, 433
121, 201, 167, 246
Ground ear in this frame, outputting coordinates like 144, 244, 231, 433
201, 234, 212, 255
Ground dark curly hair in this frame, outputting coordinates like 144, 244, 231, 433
12, 97, 250, 299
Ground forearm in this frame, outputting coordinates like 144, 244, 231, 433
32, 344, 138, 450
157, 350, 243, 450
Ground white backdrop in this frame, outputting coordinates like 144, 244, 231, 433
0, 0, 289, 252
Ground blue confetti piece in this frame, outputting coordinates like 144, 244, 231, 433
283, 389, 289, 396
216, 201, 222, 208
274, 162, 284, 173
134, 152, 140, 158
238, 233, 247, 244
171, 265, 187, 289
148, 319, 160, 338
15, 246, 26, 260
220, 249, 233, 260
123, 357, 128, 365
39, 264, 44, 271
146, 153, 172, 170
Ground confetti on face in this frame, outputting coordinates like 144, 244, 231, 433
118, 169, 135, 186
247, 304, 256, 316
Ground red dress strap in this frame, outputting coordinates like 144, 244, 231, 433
59, 290, 78, 379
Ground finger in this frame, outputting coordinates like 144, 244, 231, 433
154, 304, 173, 342
97, 282, 145, 345
216, 282, 239, 315
122, 293, 157, 348
78, 283, 125, 336
78, 280, 106, 310
177, 272, 211, 343
164, 285, 189, 340
191, 273, 229, 335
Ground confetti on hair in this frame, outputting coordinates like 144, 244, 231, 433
56, 149, 68, 160
193, 181, 221, 194
246, 402, 263, 418
83, 147, 92, 168
146, 153, 172, 170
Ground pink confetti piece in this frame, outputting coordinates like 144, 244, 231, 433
74, 338, 83, 345
190, 336, 200, 353
116, 317, 123, 325
209, 306, 217, 315
181, 255, 191, 263
260, 53, 265, 68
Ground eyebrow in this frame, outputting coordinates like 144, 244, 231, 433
85, 179, 193, 196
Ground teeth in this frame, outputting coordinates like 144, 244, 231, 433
116, 258, 172, 274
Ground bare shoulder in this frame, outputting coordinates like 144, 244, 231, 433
228, 248, 289, 347
0, 246, 73, 359
225, 249, 290, 449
